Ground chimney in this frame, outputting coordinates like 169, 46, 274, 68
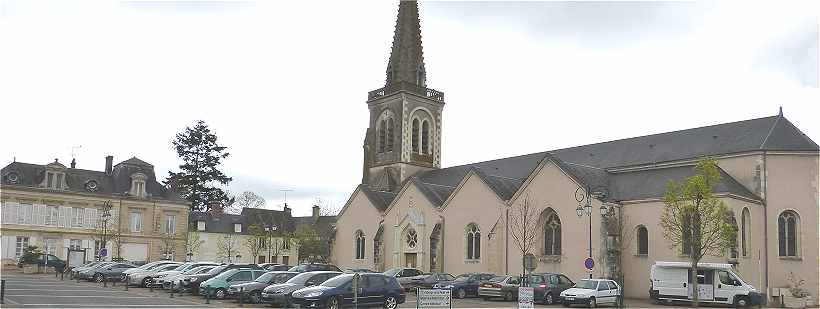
105, 155, 113, 175
70, 158, 76, 169
312, 205, 320, 221
283, 203, 291, 216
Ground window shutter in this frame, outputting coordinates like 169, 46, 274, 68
1, 236, 13, 259
0, 202, 7, 224
58, 206, 69, 227
36, 204, 46, 225
7, 202, 19, 224
86, 208, 97, 229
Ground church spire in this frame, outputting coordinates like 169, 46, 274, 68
385, 0, 426, 87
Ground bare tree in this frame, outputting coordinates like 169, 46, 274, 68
185, 231, 205, 258
228, 191, 266, 214
509, 192, 545, 274
216, 233, 241, 263
90, 202, 121, 261
244, 224, 267, 263
660, 157, 737, 307
159, 232, 178, 260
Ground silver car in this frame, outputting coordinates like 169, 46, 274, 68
127, 262, 182, 287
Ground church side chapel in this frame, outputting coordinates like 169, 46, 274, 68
332, 0, 819, 302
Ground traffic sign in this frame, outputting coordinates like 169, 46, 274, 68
518, 287, 534, 308
523, 253, 537, 273
99, 248, 108, 258
584, 257, 594, 271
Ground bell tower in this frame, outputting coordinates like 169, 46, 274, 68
362, 0, 444, 192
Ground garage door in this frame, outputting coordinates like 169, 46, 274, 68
120, 243, 148, 263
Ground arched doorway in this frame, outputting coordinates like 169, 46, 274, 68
429, 223, 441, 272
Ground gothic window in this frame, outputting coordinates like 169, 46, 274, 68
544, 211, 562, 256
466, 223, 481, 260
379, 120, 386, 153
421, 120, 430, 154
355, 230, 366, 259
636, 226, 648, 255
387, 118, 394, 152
778, 210, 799, 257
406, 228, 418, 249
412, 119, 420, 153
741, 208, 750, 257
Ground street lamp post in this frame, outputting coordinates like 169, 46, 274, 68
264, 224, 278, 263
575, 186, 608, 279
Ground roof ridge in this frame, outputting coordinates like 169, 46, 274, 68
562, 161, 607, 170
415, 180, 456, 189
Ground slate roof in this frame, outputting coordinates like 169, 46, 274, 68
190, 207, 337, 236
360, 185, 397, 211
1, 157, 182, 201
374, 114, 816, 208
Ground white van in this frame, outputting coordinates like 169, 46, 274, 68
649, 261, 763, 307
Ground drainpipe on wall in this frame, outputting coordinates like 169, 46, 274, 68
505, 208, 509, 275
440, 216, 445, 274
762, 151, 769, 302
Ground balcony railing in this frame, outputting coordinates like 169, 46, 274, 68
368, 81, 444, 102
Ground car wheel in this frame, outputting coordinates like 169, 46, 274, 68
214, 288, 227, 299
141, 278, 151, 287
504, 291, 513, 301
734, 296, 750, 308
588, 297, 596, 308
456, 288, 466, 299
545, 292, 555, 305
328, 296, 341, 309
249, 291, 261, 304
384, 295, 398, 309
94, 274, 104, 283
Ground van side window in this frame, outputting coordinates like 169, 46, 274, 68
718, 271, 738, 286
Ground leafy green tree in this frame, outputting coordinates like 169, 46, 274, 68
660, 157, 737, 307
20, 245, 43, 264
294, 224, 327, 263
166, 120, 233, 212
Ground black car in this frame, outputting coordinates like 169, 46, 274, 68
288, 263, 342, 273
432, 273, 495, 299
183, 264, 262, 294
410, 272, 456, 290
291, 273, 405, 309
529, 272, 575, 305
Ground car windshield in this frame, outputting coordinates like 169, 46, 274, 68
255, 272, 277, 283
574, 280, 598, 290
274, 273, 297, 283
207, 266, 227, 275
489, 276, 506, 283
454, 274, 471, 282
320, 274, 352, 287
196, 266, 216, 274
441, 274, 455, 281
183, 266, 208, 275
214, 269, 239, 279
383, 268, 401, 277
286, 272, 315, 285
172, 263, 192, 271
146, 263, 173, 271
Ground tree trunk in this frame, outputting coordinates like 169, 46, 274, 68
690, 261, 699, 308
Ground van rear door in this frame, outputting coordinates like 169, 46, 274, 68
653, 266, 688, 299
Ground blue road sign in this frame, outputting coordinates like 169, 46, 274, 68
584, 257, 594, 271
99, 248, 108, 258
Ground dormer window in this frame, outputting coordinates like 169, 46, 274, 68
45, 172, 65, 190
197, 221, 206, 231
4, 172, 19, 184
129, 173, 148, 197
85, 180, 99, 192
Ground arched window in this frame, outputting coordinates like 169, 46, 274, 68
412, 119, 420, 153
636, 226, 648, 255
778, 211, 799, 257
387, 118, 394, 152
355, 230, 365, 259
466, 224, 480, 260
378, 120, 386, 153
406, 228, 418, 249
741, 208, 750, 257
544, 212, 561, 255
421, 120, 430, 154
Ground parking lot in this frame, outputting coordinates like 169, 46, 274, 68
1, 270, 672, 308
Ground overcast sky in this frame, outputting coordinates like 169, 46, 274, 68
1, 1, 817, 216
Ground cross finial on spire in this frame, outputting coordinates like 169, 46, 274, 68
385, 0, 426, 87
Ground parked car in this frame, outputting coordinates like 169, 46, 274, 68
261, 271, 342, 307
649, 261, 762, 307
346, 268, 377, 273
560, 279, 621, 308
432, 273, 495, 299
409, 272, 455, 290
184, 264, 262, 295
231, 271, 298, 304
70, 261, 109, 279
164, 265, 218, 291
529, 272, 575, 305
155, 262, 218, 288
267, 264, 292, 271
288, 263, 341, 273
478, 275, 521, 301
290, 273, 405, 309
200, 268, 266, 299
19, 253, 66, 272
383, 267, 425, 291
76, 262, 117, 280
89, 262, 137, 282
121, 260, 181, 282
127, 262, 182, 287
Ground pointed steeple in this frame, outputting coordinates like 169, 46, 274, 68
385, 0, 426, 87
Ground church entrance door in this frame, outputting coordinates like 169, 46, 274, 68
404, 253, 417, 268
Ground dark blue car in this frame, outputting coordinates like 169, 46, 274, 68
432, 273, 495, 299
290, 273, 405, 309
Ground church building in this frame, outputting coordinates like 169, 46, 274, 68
332, 1, 819, 303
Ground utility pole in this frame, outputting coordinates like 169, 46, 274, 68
280, 189, 293, 209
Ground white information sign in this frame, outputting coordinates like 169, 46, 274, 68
417, 289, 451, 308
518, 287, 534, 309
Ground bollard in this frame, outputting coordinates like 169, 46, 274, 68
76, 273, 80, 283
149, 279, 154, 292
1, 279, 5, 304
103, 276, 108, 287
179, 280, 184, 295
238, 287, 244, 307
61, 270, 65, 281
205, 286, 211, 304
124, 275, 129, 291
170, 284, 174, 298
